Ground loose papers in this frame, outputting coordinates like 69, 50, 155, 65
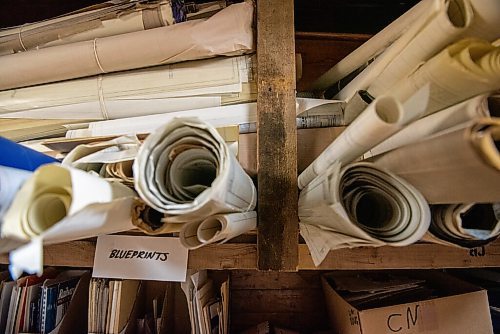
299, 162, 430, 266
0, 1, 254, 90
371, 118, 500, 203
134, 117, 256, 225
0, 166, 31, 221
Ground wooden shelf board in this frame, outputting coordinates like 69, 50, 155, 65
0, 240, 498, 270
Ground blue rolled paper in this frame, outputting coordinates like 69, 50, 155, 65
0, 137, 58, 171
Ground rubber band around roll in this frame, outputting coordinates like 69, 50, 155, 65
93, 38, 107, 74
18, 25, 28, 51
97, 76, 110, 120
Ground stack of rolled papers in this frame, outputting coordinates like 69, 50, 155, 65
133, 117, 257, 248
363, 94, 492, 159
313, 0, 500, 123
0, 55, 255, 120
0, 1, 254, 90
62, 135, 140, 187
0, 0, 185, 55
299, 162, 430, 266
425, 203, 500, 248
297, 88, 429, 190
0, 164, 136, 253
389, 38, 500, 116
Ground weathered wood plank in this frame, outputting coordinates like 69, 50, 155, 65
299, 243, 500, 270
229, 270, 322, 290
0, 241, 498, 270
256, 0, 298, 271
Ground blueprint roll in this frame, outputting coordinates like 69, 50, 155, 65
134, 117, 256, 224
299, 162, 431, 266
426, 203, 500, 248
0, 137, 58, 171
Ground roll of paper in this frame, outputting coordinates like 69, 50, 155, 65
0, 2, 254, 90
299, 162, 430, 266
134, 117, 256, 224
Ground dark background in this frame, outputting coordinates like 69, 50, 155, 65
0, 0, 420, 33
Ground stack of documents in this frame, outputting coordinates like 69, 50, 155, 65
181, 270, 229, 334
0, 269, 89, 334
299, 162, 430, 266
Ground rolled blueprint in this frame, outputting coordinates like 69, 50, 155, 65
334, 0, 500, 106
426, 203, 500, 248
299, 162, 430, 266
0, 0, 183, 55
310, 0, 433, 91
298, 95, 407, 189
372, 118, 500, 203
134, 117, 256, 224
0, 166, 31, 220
0, 137, 58, 171
1, 164, 136, 252
180, 211, 257, 249
0, 1, 254, 90
62, 135, 140, 183
390, 39, 500, 116
364, 94, 491, 158
335, 0, 472, 102
0, 55, 254, 119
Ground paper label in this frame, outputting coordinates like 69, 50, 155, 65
93, 235, 188, 282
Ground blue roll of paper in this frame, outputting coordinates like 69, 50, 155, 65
0, 137, 58, 171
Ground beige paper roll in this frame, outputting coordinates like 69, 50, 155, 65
372, 118, 500, 203
0, 1, 254, 90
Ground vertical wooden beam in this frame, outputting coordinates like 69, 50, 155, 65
257, 0, 298, 271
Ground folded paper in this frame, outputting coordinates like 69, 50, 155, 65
299, 162, 430, 266
134, 117, 256, 224
0, 1, 254, 90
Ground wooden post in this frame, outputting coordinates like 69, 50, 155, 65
257, 0, 298, 271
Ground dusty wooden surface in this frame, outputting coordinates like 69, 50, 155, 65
2, 240, 498, 270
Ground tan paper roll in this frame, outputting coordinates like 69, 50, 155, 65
0, 1, 254, 90
371, 118, 500, 204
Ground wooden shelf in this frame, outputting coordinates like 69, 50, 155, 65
1, 240, 498, 270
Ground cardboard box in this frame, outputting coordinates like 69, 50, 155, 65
322, 271, 493, 334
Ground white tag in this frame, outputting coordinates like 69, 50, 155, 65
93, 235, 188, 282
